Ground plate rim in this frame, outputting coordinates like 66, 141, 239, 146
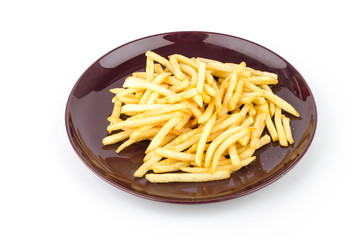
65, 31, 318, 204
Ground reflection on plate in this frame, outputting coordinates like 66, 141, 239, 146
65, 31, 317, 204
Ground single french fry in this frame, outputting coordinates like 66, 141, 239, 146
169, 56, 186, 80
121, 103, 184, 113
169, 78, 189, 93
184, 100, 202, 119
126, 104, 188, 119
246, 67, 278, 79
152, 161, 191, 173
147, 91, 160, 104
193, 94, 204, 107
102, 129, 133, 145
211, 127, 255, 172
134, 154, 163, 177
212, 111, 246, 133
198, 100, 215, 124
228, 77, 244, 110
282, 115, 294, 144
146, 51, 174, 74
146, 56, 154, 82
174, 113, 191, 130
138, 73, 172, 104
228, 144, 241, 166
265, 111, 279, 141
206, 62, 235, 73
239, 147, 255, 160
116, 96, 140, 104
248, 104, 256, 116
195, 113, 217, 167
250, 104, 268, 148
244, 81, 299, 117
180, 167, 210, 173
124, 77, 174, 96
237, 115, 255, 146
155, 89, 198, 104
116, 139, 135, 153
204, 83, 216, 96
196, 61, 206, 94
205, 126, 252, 168
247, 76, 278, 85
114, 88, 138, 98
146, 117, 180, 153
130, 127, 160, 141
154, 63, 164, 74
274, 107, 288, 146
163, 76, 182, 86
107, 115, 122, 125
109, 88, 123, 94
107, 112, 183, 131
145, 170, 230, 183
171, 54, 198, 69
200, 92, 211, 104
230, 156, 256, 172
154, 148, 196, 161
179, 64, 198, 87
255, 134, 271, 149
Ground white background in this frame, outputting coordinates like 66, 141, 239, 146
1, 0, 361, 239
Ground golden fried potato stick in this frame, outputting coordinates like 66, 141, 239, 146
203, 83, 216, 97
274, 107, 288, 146
152, 161, 191, 173
244, 81, 299, 117
211, 127, 255, 172
205, 126, 252, 168
107, 112, 183, 131
228, 77, 244, 110
282, 115, 294, 144
179, 64, 197, 87
146, 56, 154, 82
228, 144, 241, 166
102, 129, 133, 145
206, 62, 235, 73
116, 139, 135, 153
221, 62, 246, 115
171, 54, 198, 70
121, 103, 185, 113
174, 113, 191, 130
155, 89, 198, 104
198, 100, 215, 124
107, 115, 122, 125
154, 63, 164, 74
146, 117, 180, 153
169, 78, 189, 93
195, 113, 217, 167
169, 56, 186, 80
124, 77, 174, 96
196, 61, 206, 94
247, 76, 278, 85
246, 67, 278, 79
250, 104, 268, 148
145, 170, 230, 183
146, 50, 174, 74
154, 148, 196, 161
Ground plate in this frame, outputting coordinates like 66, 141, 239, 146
65, 31, 317, 204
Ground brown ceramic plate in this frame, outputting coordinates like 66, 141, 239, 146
65, 31, 317, 204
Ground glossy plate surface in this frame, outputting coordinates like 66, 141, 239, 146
65, 31, 317, 204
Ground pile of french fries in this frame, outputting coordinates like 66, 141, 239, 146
102, 51, 299, 183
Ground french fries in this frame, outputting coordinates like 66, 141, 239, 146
103, 51, 299, 183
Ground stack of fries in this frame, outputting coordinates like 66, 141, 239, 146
102, 51, 299, 183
